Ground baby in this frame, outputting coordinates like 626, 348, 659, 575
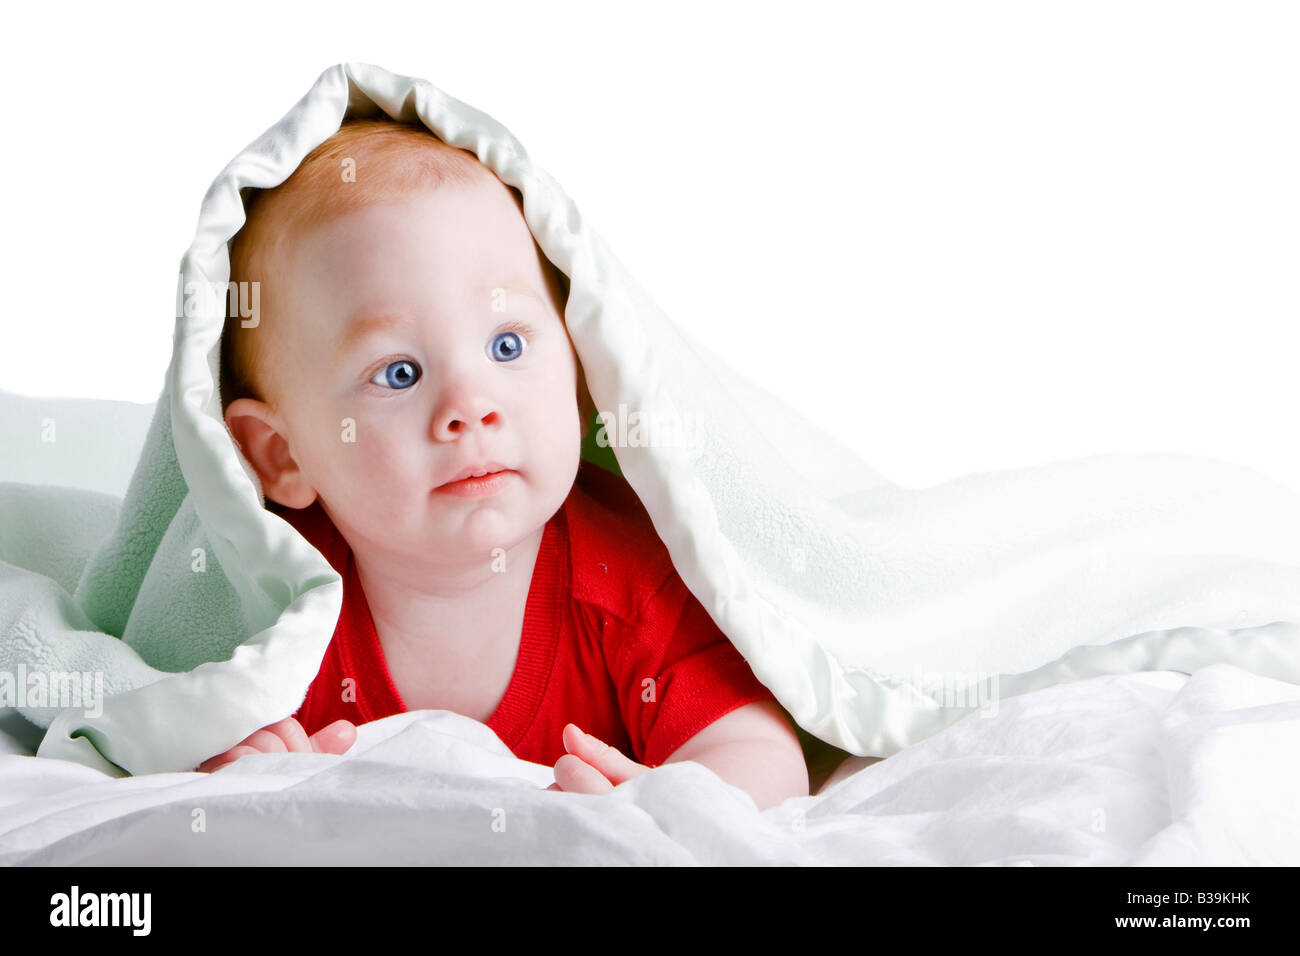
203, 119, 809, 810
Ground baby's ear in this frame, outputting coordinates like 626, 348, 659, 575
223, 398, 317, 509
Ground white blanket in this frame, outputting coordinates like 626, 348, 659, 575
3, 664, 1297, 865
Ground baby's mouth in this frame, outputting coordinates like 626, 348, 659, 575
434, 463, 518, 497
439, 462, 511, 486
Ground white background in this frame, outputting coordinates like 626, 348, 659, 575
1, 0, 1295, 491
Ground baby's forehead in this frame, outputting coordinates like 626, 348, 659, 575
286, 173, 524, 260
292, 176, 557, 279
247, 160, 565, 322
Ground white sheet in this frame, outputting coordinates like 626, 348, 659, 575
4, 663, 1296, 865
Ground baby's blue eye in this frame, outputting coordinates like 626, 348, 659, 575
489, 330, 525, 362
370, 360, 420, 390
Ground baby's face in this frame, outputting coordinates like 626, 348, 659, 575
257, 177, 585, 566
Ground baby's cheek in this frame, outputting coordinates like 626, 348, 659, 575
545, 391, 584, 456
349, 436, 418, 495
305, 416, 404, 502
527, 397, 583, 498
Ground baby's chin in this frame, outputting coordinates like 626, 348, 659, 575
428, 479, 559, 541
348, 512, 531, 573
347, 459, 577, 557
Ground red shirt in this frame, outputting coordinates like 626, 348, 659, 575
278, 460, 776, 768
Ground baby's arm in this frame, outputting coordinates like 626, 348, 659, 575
551, 700, 809, 811
659, 699, 809, 809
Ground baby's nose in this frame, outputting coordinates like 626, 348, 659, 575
430, 390, 503, 439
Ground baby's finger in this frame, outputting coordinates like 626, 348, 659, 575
197, 745, 256, 773
264, 717, 313, 753
197, 753, 232, 773
309, 719, 357, 756
561, 724, 647, 786
241, 729, 289, 754
553, 753, 613, 795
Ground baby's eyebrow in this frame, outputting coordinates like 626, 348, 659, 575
334, 312, 415, 362
333, 284, 547, 362
482, 281, 547, 308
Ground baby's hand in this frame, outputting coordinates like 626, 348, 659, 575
545, 724, 651, 795
196, 717, 356, 773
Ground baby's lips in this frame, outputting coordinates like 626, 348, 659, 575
439, 462, 512, 486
